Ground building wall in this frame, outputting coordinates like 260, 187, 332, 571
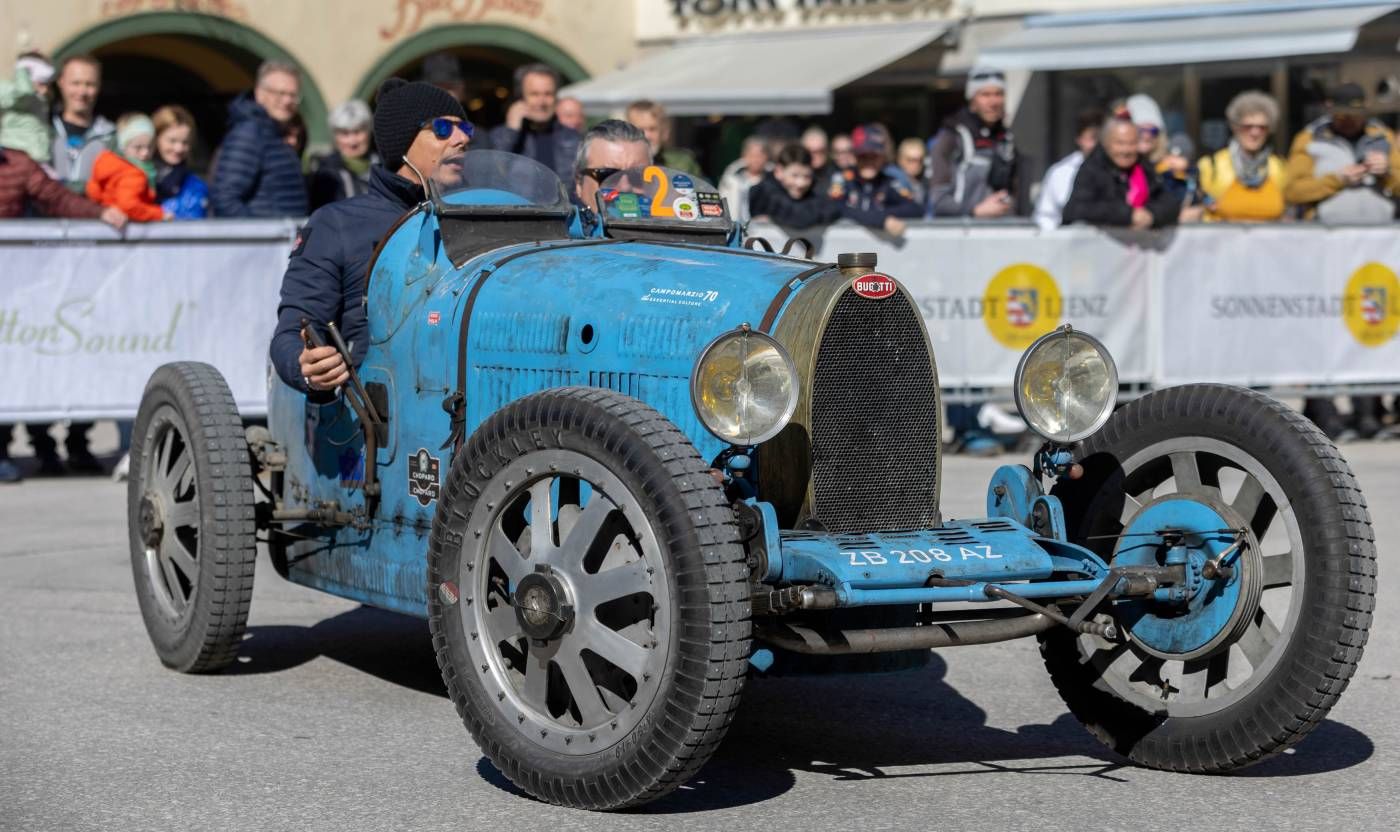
4, 0, 636, 107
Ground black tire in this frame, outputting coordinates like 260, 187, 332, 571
428, 387, 751, 809
1043, 384, 1375, 771
128, 362, 256, 673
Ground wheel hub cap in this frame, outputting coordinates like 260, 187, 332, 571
513, 569, 574, 642
139, 493, 164, 549
1114, 495, 1262, 661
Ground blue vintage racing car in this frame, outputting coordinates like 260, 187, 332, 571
128, 151, 1375, 810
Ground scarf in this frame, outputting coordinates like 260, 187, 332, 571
341, 153, 372, 178
126, 153, 157, 189
1126, 164, 1149, 208
1229, 139, 1269, 188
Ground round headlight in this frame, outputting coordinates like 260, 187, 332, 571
691, 327, 799, 446
1013, 327, 1118, 444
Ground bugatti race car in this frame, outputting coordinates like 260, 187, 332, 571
128, 151, 1375, 810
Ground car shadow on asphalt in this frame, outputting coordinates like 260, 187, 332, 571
233, 605, 1375, 813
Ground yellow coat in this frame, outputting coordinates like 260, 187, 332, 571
1197, 148, 1288, 222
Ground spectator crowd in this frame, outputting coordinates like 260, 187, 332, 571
2, 47, 1399, 477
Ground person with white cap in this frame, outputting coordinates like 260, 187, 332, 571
308, 99, 380, 210
1124, 93, 1167, 165
1, 52, 56, 165
927, 67, 1022, 219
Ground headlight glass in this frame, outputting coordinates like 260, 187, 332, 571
692, 328, 798, 445
1014, 328, 1118, 444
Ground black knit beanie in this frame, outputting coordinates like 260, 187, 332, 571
373, 78, 468, 170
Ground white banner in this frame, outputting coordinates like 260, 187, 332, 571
0, 220, 295, 420
1154, 225, 1400, 387
2, 220, 1397, 420
752, 222, 1153, 387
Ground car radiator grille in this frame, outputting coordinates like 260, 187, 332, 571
809, 288, 939, 534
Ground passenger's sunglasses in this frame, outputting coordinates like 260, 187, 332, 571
419, 117, 474, 140
581, 167, 621, 184
1138, 125, 1161, 138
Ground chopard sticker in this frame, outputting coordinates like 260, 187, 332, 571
409, 448, 441, 506
672, 197, 698, 221
852, 273, 898, 299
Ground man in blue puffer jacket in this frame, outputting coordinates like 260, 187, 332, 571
211, 60, 308, 217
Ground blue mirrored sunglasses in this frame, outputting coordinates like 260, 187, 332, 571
420, 117, 474, 140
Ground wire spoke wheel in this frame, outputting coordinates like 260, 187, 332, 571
428, 388, 750, 810
1045, 385, 1374, 772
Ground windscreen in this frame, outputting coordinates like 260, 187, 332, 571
433, 149, 571, 212
598, 166, 731, 230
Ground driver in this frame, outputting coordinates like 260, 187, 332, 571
571, 119, 651, 227
270, 78, 471, 395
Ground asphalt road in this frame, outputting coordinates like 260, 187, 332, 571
2, 439, 1395, 832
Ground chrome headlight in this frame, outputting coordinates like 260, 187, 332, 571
691, 326, 798, 446
1013, 326, 1118, 444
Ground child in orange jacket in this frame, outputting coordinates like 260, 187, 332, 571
86, 112, 167, 222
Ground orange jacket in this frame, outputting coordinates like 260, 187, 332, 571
85, 150, 165, 222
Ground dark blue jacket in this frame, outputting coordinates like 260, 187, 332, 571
270, 166, 423, 393
211, 94, 308, 218
829, 169, 925, 228
487, 117, 579, 184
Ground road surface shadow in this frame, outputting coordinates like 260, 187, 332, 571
235, 605, 1375, 812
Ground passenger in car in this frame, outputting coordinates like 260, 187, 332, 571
269, 78, 471, 397
572, 118, 652, 224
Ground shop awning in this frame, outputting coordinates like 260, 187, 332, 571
562, 23, 951, 116
978, 2, 1399, 71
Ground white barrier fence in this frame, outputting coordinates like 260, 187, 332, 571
2, 220, 1398, 420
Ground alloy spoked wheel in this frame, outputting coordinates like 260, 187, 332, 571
470, 450, 671, 752
1045, 384, 1374, 772
1072, 437, 1298, 717
429, 388, 750, 810
129, 362, 256, 673
138, 414, 203, 620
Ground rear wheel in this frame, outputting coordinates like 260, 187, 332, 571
1044, 384, 1375, 771
128, 362, 256, 673
428, 388, 751, 809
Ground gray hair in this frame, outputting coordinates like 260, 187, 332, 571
329, 99, 371, 131
1100, 116, 1139, 145
1225, 90, 1279, 129
256, 59, 300, 85
574, 118, 650, 181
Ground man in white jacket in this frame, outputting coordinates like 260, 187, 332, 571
1034, 108, 1102, 231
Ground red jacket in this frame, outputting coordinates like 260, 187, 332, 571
86, 150, 165, 222
0, 147, 103, 219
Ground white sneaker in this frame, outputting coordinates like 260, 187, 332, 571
978, 403, 1027, 435
111, 452, 130, 482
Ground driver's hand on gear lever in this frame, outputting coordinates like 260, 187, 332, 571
300, 326, 348, 391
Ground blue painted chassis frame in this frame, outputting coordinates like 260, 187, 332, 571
266, 188, 1159, 623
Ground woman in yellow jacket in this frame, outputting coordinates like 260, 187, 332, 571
1198, 91, 1289, 222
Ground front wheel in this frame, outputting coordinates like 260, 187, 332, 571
1044, 384, 1375, 771
428, 388, 751, 809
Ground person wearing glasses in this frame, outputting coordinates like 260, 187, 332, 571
269, 79, 472, 396
210, 60, 309, 218
927, 67, 1023, 220
1197, 91, 1288, 223
572, 118, 652, 228
1125, 94, 1167, 167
